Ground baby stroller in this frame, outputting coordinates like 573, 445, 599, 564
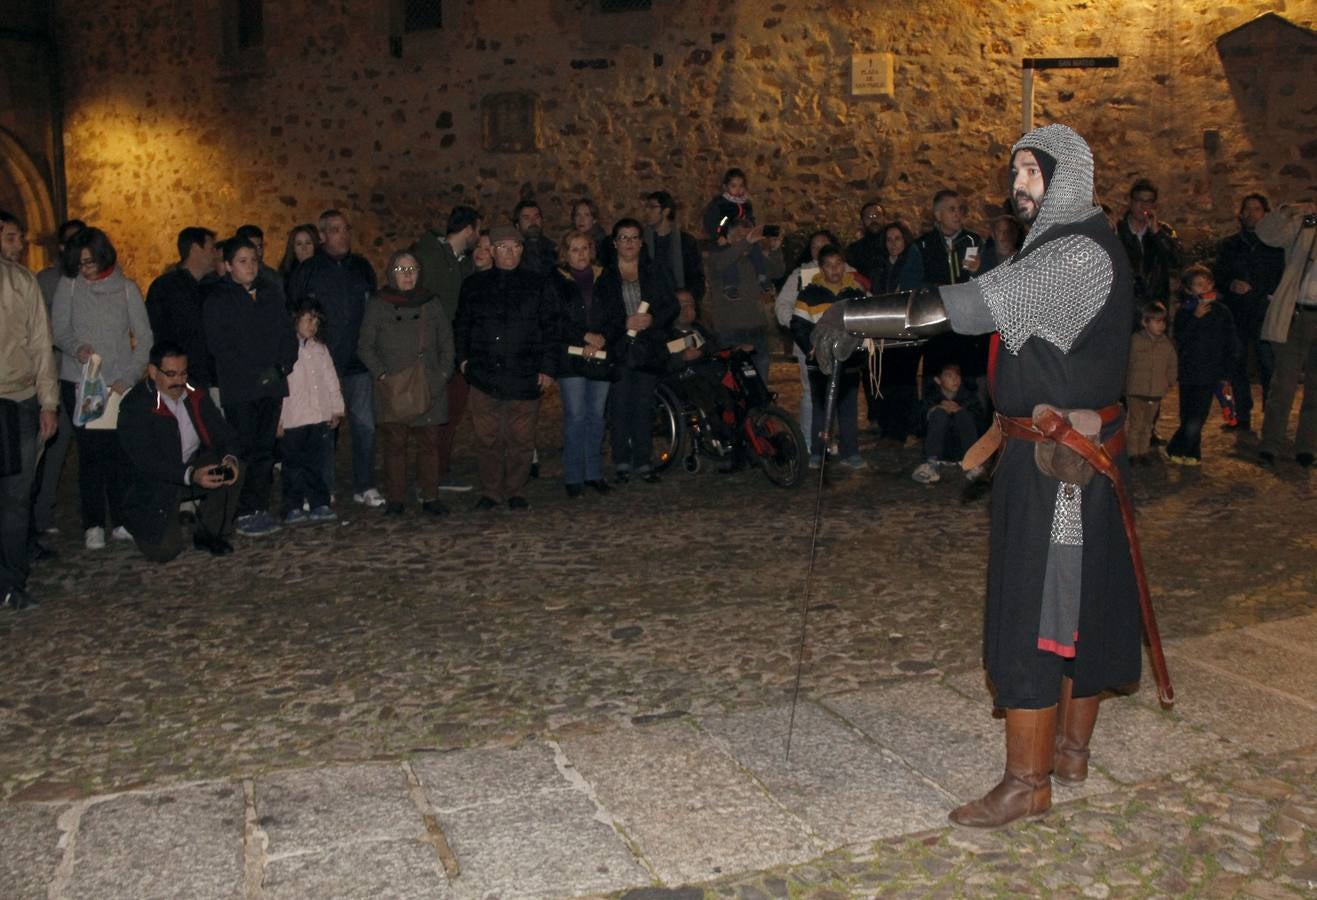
651, 346, 807, 488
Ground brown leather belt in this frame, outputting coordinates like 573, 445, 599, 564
970, 402, 1174, 708
997, 402, 1127, 458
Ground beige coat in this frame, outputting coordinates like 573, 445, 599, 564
1125, 329, 1177, 398
0, 259, 58, 409
1257, 206, 1317, 344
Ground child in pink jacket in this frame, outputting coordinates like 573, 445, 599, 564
279, 302, 344, 524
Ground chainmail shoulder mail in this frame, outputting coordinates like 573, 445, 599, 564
975, 227, 1113, 356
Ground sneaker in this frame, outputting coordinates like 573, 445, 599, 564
236, 512, 282, 537
3, 586, 37, 610
438, 478, 473, 493
284, 508, 310, 526
911, 461, 941, 484
964, 464, 987, 482
1167, 455, 1200, 467
84, 526, 106, 550
840, 455, 868, 470
111, 525, 132, 541
308, 505, 338, 523
353, 488, 387, 508
808, 455, 822, 470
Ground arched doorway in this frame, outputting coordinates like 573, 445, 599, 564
0, 127, 58, 271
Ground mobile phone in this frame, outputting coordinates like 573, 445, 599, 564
964, 246, 979, 260
762, 225, 781, 238
212, 464, 235, 480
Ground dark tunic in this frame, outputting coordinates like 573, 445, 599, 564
981, 213, 1141, 707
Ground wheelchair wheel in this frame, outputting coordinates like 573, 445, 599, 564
651, 385, 683, 474
748, 405, 807, 488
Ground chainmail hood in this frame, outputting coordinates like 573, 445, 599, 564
1012, 124, 1097, 250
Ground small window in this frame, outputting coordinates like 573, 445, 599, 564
404, 0, 442, 33
237, 0, 264, 49
600, 0, 652, 10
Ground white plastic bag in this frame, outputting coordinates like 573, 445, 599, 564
74, 353, 109, 428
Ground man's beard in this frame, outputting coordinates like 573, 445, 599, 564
1012, 190, 1041, 224
523, 224, 542, 239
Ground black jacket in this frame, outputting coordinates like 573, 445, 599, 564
643, 228, 706, 305
145, 268, 213, 387
518, 235, 560, 278
1117, 217, 1180, 304
1213, 229, 1286, 336
547, 267, 627, 381
594, 257, 678, 374
117, 380, 236, 544
916, 229, 984, 286
1173, 300, 1238, 386
287, 249, 377, 375
203, 275, 298, 405
455, 267, 560, 400
845, 232, 888, 287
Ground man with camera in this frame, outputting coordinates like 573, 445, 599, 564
118, 341, 243, 562
1257, 201, 1317, 467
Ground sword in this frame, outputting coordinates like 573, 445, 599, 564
785, 362, 842, 763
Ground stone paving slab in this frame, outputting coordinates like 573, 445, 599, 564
257, 764, 425, 856
1134, 650, 1317, 754
434, 785, 648, 898
0, 801, 65, 900
560, 722, 820, 885
66, 782, 245, 899
262, 840, 451, 900
414, 740, 648, 898
697, 699, 950, 845
828, 677, 1118, 805
1241, 612, 1317, 655
1175, 626, 1317, 706
412, 742, 568, 810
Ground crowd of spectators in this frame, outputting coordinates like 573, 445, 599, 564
1, 168, 1313, 604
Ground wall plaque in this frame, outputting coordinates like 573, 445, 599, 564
851, 52, 894, 97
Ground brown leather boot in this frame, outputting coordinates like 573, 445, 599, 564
949, 705, 1056, 828
1054, 676, 1100, 785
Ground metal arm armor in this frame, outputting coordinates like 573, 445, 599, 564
841, 287, 950, 341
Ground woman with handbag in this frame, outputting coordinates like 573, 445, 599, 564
548, 230, 626, 498
357, 251, 454, 516
50, 227, 153, 550
597, 218, 677, 483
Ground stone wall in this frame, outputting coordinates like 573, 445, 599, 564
50, 0, 1317, 283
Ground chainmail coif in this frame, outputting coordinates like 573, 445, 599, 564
1012, 124, 1095, 252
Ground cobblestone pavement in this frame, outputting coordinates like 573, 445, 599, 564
1, 364, 1313, 897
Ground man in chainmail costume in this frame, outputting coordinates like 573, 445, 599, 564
815, 124, 1141, 828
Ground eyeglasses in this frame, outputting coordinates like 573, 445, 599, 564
392, 265, 418, 273
494, 242, 522, 251
862, 212, 884, 221
615, 234, 642, 243
78, 258, 98, 271
157, 368, 188, 378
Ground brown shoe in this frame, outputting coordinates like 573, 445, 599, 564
1054, 676, 1100, 785
949, 705, 1056, 829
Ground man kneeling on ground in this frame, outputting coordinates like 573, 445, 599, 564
118, 341, 243, 561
